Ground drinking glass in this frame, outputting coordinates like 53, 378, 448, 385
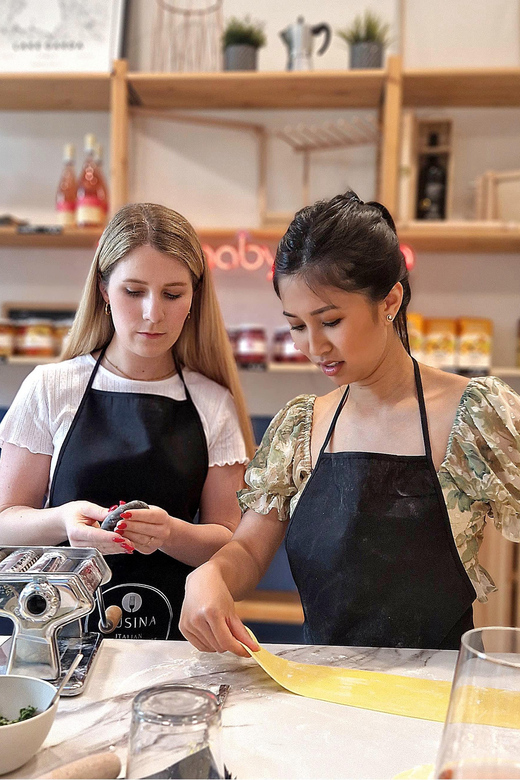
435, 626, 520, 779
126, 684, 224, 779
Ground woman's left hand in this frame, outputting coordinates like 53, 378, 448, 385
113, 505, 172, 555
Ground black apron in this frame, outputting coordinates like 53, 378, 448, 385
285, 358, 475, 650
48, 348, 208, 640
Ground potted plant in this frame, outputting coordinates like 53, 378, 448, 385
223, 16, 266, 71
337, 11, 391, 69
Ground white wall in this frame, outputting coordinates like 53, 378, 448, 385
1, 0, 520, 411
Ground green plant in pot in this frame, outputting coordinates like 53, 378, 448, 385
223, 16, 266, 71
337, 11, 391, 69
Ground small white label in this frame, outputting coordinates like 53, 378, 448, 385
236, 337, 266, 356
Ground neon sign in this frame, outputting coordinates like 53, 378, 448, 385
202, 232, 274, 279
203, 232, 416, 279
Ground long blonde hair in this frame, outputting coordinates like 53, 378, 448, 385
63, 203, 256, 457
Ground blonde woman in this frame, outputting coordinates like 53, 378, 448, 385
0, 203, 255, 640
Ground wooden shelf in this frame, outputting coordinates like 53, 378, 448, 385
398, 222, 520, 253
403, 68, 520, 108
2, 221, 519, 253
3, 356, 57, 365
235, 590, 304, 625
0, 72, 111, 111
3, 66, 520, 112
201, 222, 520, 253
127, 69, 386, 110
0, 227, 102, 248
493, 367, 520, 378
3, 356, 517, 378
267, 362, 318, 372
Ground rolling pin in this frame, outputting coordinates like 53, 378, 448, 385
40, 751, 121, 779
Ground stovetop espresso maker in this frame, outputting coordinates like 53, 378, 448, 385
280, 16, 331, 71
0, 546, 121, 695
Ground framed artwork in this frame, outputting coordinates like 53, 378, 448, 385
0, 0, 127, 73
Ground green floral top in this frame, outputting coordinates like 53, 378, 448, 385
238, 377, 520, 602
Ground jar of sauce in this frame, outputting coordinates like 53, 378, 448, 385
0, 318, 14, 358
272, 326, 308, 363
235, 324, 267, 369
15, 319, 55, 358
53, 318, 75, 356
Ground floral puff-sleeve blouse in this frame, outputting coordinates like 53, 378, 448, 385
238, 376, 520, 602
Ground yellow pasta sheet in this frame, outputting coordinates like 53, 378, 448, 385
241, 630, 520, 726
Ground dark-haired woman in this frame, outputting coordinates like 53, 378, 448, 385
180, 192, 520, 654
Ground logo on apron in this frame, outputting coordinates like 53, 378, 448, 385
86, 582, 173, 640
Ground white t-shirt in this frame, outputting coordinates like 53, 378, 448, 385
0, 354, 248, 496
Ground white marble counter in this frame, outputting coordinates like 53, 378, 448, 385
0, 638, 457, 779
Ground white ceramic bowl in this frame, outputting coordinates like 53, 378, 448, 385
0, 675, 59, 775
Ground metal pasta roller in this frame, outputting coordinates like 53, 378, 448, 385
0, 546, 122, 695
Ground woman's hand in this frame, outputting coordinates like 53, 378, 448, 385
179, 563, 259, 658
112, 504, 172, 555
62, 500, 134, 554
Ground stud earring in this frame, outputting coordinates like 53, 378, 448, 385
104, 302, 111, 316
187, 311, 191, 319
387, 314, 393, 321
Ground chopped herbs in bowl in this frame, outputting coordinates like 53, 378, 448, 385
0, 676, 58, 774
0, 705, 38, 726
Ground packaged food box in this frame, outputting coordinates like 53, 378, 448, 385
424, 318, 457, 369
458, 317, 493, 371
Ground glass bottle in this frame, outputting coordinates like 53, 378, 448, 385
76, 133, 105, 227
93, 142, 109, 217
56, 143, 77, 227
416, 132, 447, 220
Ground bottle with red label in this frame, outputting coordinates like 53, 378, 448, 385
76, 133, 106, 227
56, 143, 77, 226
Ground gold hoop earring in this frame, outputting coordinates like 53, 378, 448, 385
104, 302, 111, 316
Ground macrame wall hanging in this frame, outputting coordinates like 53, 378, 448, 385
151, 0, 223, 72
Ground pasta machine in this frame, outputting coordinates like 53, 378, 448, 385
0, 546, 121, 695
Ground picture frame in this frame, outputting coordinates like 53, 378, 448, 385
0, 0, 127, 73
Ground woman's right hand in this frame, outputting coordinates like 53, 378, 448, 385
179, 563, 259, 658
61, 501, 134, 554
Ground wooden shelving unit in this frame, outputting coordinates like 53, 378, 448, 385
0, 227, 102, 248
0, 72, 111, 111
2, 61, 520, 629
3, 63, 520, 251
128, 69, 386, 110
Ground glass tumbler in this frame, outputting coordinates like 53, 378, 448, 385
435, 626, 520, 779
126, 684, 224, 779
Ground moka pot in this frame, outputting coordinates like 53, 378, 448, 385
280, 16, 331, 71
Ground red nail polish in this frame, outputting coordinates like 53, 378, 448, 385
119, 500, 126, 505
120, 512, 132, 519
109, 504, 118, 512
116, 521, 127, 530
113, 537, 124, 543
122, 544, 134, 552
